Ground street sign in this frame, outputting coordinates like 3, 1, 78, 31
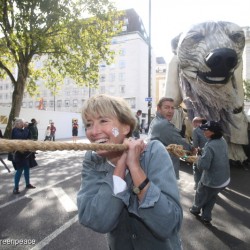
145, 97, 152, 102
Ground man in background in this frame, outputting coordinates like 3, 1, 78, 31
132, 110, 142, 139
148, 97, 194, 179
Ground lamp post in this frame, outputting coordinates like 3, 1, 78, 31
147, 0, 152, 127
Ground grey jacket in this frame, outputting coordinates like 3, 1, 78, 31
148, 112, 193, 178
77, 140, 183, 250
198, 137, 230, 187
192, 127, 207, 149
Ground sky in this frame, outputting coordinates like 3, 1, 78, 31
114, 0, 250, 62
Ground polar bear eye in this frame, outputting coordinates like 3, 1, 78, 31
190, 33, 204, 43
229, 32, 245, 44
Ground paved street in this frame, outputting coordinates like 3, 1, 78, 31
0, 137, 250, 250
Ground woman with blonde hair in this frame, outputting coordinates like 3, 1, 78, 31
77, 94, 183, 249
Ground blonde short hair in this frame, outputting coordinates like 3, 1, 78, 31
82, 94, 136, 137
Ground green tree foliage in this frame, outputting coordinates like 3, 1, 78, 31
0, 0, 122, 137
243, 79, 250, 101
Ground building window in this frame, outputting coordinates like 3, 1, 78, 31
109, 63, 116, 69
125, 98, 136, 109
73, 99, 78, 107
100, 86, 105, 94
5, 84, 9, 90
119, 85, 125, 94
120, 48, 126, 56
121, 26, 127, 32
119, 72, 125, 82
0, 94, 2, 99
35, 101, 40, 107
83, 87, 88, 96
29, 101, 33, 108
5, 93, 8, 99
49, 101, 54, 107
109, 73, 115, 82
81, 99, 86, 106
22, 102, 26, 108
72, 88, 78, 96
124, 18, 129, 25
119, 60, 126, 69
108, 85, 115, 95
57, 100, 62, 107
65, 78, 71, 85
100, 74, 106, 82
65, 100, 70, 107
43, 101, 47, 108
99, 62, 106, 71
65, 90, 70, 96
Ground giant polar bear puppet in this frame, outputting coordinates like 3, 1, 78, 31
165, 21, 249, 162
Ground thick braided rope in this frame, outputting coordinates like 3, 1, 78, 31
0, 139, 197, 163
0, 139, 127, 152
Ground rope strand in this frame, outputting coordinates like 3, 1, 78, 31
0, 139, 197, 163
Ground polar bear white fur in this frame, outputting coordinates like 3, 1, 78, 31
165, 21, 248, 162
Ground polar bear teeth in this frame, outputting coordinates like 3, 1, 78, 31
206, 77, 225, 81
95, 139, 108, 144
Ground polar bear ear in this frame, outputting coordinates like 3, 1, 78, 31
171, 33, 182, 55
164, 55, 183, 106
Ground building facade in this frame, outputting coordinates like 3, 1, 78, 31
155, 57, 167, 104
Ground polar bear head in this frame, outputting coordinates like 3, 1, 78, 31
167, 21, 246, 137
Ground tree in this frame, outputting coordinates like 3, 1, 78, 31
243, 79, 250, 101
0, 0, 121, 138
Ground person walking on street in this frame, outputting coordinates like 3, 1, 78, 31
132, 110, 142, 139
50, 122, 56, 141
10, 118, 36, 194
44, 125, 51, 141
72, 119, 79, 143
148, 97, 195, 179
77, 94, 183, 250
192, 117, 208, 189
189, 121, 230, 225
27, 118, 39, 167
28, 118, 38, 140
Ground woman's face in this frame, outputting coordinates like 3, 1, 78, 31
85, 114, 130, 158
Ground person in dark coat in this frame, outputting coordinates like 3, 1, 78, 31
11, 118, 36, 194
28, 118, 38, 140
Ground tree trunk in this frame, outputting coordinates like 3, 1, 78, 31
4, 71, 27, 138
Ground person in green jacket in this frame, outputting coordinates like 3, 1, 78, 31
28, 118, 38, 140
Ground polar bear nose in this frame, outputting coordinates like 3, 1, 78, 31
205, 48, 237, 72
